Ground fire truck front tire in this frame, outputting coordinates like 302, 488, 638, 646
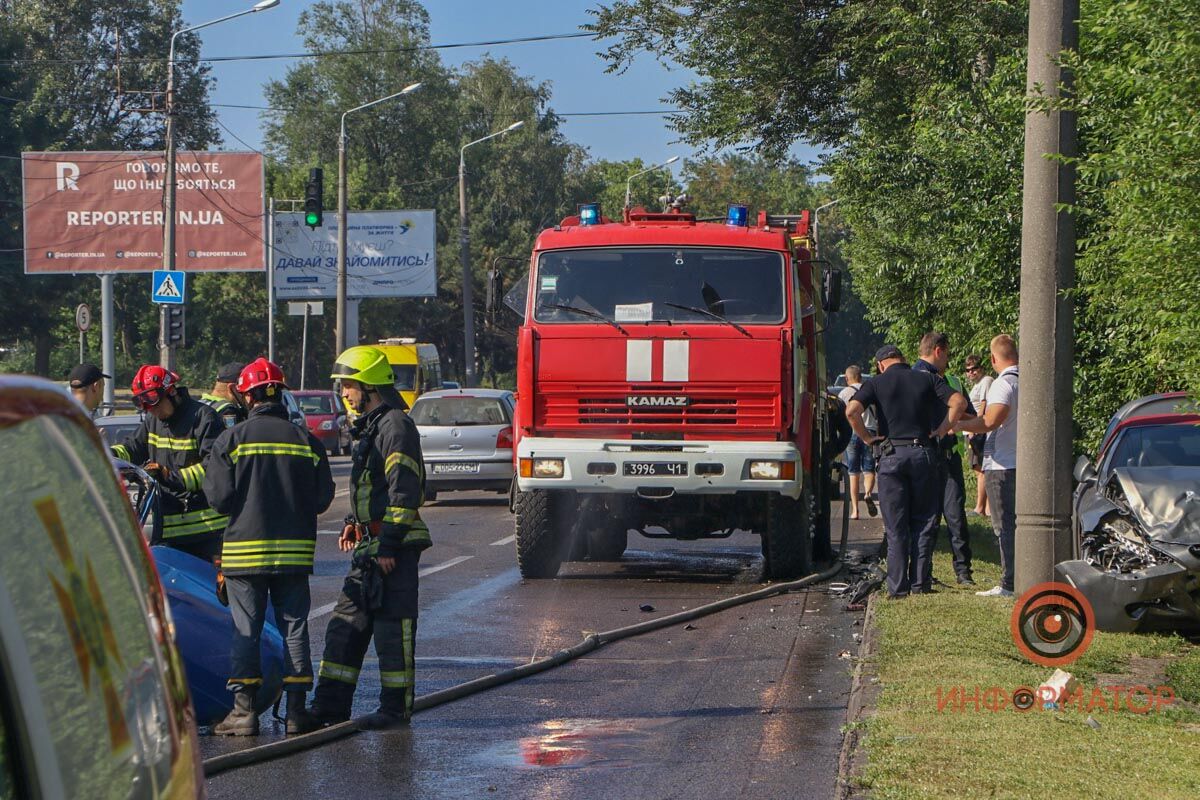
762, 491, 813, 580
514, 489, 565, 578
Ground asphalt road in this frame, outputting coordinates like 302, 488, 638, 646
203, 456, 880, 799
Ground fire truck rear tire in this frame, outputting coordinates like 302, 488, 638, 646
514, 489, 564, 578
586, 525, 628, 561
762, 491, 813, 580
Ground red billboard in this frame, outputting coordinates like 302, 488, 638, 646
21, 151, 265, 273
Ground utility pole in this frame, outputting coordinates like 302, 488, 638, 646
160, 41, 178, 370
1015, 0, 1078, 593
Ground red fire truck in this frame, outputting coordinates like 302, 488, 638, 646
507, 202, 843, 580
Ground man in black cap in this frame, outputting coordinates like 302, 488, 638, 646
201, 362, 248, 428
68, 363, 110, 417
845, 345, 967, 598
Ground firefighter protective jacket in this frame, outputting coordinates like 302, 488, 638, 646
350, 400, 431, 558
202, 402, 335, 576
200, 392, 247, 428
111, 388, 228, 548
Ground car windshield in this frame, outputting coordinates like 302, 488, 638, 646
411, 397, 508, 427
392, 364, 416, 391
1107, 424, 1200, 469
297, 395, 334, 414
532, 247, 786, 325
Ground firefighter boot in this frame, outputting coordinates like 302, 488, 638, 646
357, 707, 409, 731
213, 689, 259, 736
285, 690, 319, 735
308, 682, 353, 727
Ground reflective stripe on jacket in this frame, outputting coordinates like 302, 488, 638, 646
110, 389, 228, 546
203, 402, 336, 575
349, 402, 432, 557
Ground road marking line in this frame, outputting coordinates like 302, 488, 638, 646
419, 555, 473, 577
490, 534, 516, 547
335, 488, 350, 497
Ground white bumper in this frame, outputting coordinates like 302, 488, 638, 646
516, 437, 802, 498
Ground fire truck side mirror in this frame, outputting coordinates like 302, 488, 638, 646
485, 268, 504, 317
822, 269, 843, 313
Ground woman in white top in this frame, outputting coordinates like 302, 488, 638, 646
964, 354, 993, 516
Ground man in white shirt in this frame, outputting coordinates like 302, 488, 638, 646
959, 334, 1019, 597
838, 365, 877, 519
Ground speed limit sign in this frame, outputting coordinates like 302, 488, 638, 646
75, 303, 91, 332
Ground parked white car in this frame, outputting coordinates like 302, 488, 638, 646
410, 388, 515, 500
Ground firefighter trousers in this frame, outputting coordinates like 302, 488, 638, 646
313, 549, 420, 719
226, 573, 314, 694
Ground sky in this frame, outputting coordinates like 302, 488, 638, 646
182, 0, 823, 177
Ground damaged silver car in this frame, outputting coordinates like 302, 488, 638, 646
1056, 393, 1200, 632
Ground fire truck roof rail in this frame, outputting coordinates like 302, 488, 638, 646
622, 206, 696, 225
757, 210, 812, 238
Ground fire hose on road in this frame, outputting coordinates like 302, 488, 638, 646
203, 465, 853, 778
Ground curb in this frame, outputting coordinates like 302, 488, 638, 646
834, 589, 880, 800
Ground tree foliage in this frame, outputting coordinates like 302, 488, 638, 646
594, 0, 1200, 448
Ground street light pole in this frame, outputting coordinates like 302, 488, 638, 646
624, 156, 680, 210
813, 199, 839, 253
458, 121, 524, 387
160, 0, 279, 369
335, 82, 423, 354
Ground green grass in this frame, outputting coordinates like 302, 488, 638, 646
862, 520, 1200, 799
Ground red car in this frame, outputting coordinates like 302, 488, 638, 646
293, 390, 352, 455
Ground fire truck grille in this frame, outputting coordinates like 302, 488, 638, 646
540, 386, 777, 431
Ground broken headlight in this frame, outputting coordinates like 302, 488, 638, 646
1081, 514, 1165, 573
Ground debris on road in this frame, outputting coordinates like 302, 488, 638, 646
639, 604, 655, 612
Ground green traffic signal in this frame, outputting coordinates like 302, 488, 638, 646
305, 211, 320, 227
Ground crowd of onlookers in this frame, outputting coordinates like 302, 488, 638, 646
838, 334, 1020, 600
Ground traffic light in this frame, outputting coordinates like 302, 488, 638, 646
165, 305, 185, 348
304, 167, 324, 229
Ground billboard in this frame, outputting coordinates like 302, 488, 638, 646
273, 210, 437, 299
21, 151, 265, 273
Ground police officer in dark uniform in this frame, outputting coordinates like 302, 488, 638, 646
913, 332, 976, 585
200, 362, 248, 428
310, 345, 431, 730
845, 345, 967, 598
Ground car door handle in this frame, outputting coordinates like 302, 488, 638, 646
448, 444, 463, 451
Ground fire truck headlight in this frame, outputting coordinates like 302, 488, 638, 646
527, 458, 565, 478
748, 460, 796, 480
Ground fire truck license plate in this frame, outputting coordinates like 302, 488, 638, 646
623, 461, 687, 477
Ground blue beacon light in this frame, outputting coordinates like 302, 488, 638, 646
578, 203, 601, 226
726, 204, 749, 227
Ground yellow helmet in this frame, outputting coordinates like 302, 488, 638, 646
330, 345, 394, 386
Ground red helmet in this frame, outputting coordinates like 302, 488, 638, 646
236, 357, 287, 394
131, 365, 179, 409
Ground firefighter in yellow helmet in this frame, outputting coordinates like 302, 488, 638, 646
310, 346, 431, 729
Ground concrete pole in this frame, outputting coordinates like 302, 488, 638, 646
346, 298, 360, 349
335, 134, 348, 356
267, 196, 276, 361
459, 152, 475, 387
100, 274, 115, 409
1015, 0, 1078, 593
300, 302, 309, 390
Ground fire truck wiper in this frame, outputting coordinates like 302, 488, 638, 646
548, 304, 629, 335
662, 302, 752, 337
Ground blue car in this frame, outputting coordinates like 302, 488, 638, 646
117, 461, 287, 726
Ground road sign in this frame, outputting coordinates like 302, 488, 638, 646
75, 303, 91, 332
287, 301, 324, 316
152, 270, 186, 304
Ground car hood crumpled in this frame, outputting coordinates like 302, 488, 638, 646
1112, 466, 1200, 543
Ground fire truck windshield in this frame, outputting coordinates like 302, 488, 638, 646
532, 247, 786, 325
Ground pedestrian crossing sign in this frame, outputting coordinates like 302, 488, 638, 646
152, 270, 186, 304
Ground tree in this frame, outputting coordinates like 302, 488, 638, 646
0, 0, 217, 378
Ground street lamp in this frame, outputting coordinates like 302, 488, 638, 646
458, 120, 525, 387
334, 82, 423, 354
160, 0, 279, 369
624, 155, 680, 210
813, 199, 839, 252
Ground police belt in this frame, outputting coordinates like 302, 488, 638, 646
885, 438, 933, 448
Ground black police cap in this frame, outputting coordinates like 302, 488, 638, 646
217, 362, 246, 383
874, 345, 904, 363
68, 363, 110, 388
